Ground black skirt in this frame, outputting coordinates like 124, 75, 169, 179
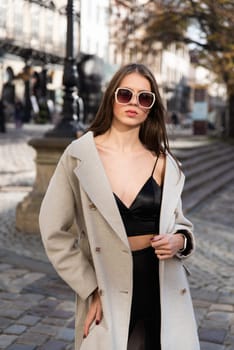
128, 246, 161, 350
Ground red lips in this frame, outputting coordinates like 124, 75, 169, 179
125, 109, 138, 116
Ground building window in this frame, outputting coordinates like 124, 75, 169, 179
30, 4, 40, 41
194, 88, 207, 102
0, 0, 8, 29
45, 9, 54, 44
59, 16, 66, 49
13, 0, 23, 37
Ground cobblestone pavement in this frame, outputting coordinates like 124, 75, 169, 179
0, 124, 233, 350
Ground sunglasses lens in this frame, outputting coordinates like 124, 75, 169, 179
117, 89, 132, 104
139, 92, 154, 108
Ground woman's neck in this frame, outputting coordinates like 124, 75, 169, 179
96, 126, 144, 153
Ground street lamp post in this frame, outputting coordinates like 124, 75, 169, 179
46, 0, 79, 138
16, 0, 81, 234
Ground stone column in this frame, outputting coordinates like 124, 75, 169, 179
16, 137, 72, 234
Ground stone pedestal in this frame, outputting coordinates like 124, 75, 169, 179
16, 137, 72, 234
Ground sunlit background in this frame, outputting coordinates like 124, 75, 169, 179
0, 0, 232, 134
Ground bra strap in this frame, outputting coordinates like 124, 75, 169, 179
151, 157, 159, 176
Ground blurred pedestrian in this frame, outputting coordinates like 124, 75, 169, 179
171, 111, 179, 127
39, 63, 199, 350
0, 99, 6, 133
14, 99, 24, 129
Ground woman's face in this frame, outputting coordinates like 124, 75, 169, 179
112, 72, 153, 130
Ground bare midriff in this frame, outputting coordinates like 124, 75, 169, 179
128, 234, 155, 251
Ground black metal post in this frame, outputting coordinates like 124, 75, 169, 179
22, 64, 32, 123
24, 77, 32, 123
46, 0, 79, 138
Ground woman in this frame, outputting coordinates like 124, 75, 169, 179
39, 63, 200, 350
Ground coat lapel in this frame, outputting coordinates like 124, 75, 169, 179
160, 154, 185, 234
69, 132, 130, 249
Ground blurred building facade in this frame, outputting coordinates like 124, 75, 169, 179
80, 0, 109, 61
0, 0, 79, 123
0, 0, 112, 124
0, 0, 225, 128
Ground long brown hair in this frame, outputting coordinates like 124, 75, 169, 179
88, 63, 171, 157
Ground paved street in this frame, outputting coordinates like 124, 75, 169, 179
0, 123, 234, 350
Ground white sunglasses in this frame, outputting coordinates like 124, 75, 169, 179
115, 87, 155, 109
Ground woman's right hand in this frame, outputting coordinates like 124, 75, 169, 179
83, 288, 103, 338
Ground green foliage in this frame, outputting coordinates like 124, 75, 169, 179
142, 0, 234, 91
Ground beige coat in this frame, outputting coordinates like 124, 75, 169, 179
39, 131, 200, 350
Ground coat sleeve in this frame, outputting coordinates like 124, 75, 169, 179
39, 149, 98, 300
174, 197, 195, 259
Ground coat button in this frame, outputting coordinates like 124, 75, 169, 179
180, 288, 187, 295
99, 289, 104, 296
89, 202, 97, 210
122, 249, 129, 254
73, 239, 79, 249
95, 247, 101, 253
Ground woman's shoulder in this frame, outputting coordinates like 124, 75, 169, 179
72, 131, 93, 146
165, 151, 181, 166
165, 151, 184, 179
57, 132, 94, 165
66, 131, 93, 153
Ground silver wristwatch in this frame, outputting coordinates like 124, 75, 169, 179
179, 234, 187, 252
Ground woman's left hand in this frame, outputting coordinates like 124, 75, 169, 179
151, 233, 184, 260
83, 288, 103, 338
